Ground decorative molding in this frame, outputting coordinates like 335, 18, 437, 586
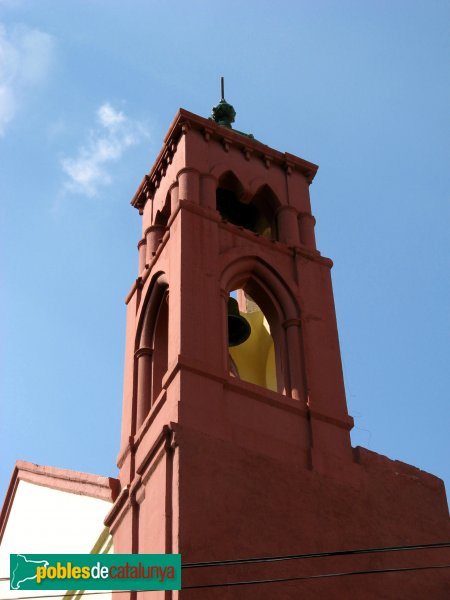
136, 425, 172, 478
299, 211, 316, 224
166, 423, 180, 452
133, 389, 167, 448
243, 147, 253, 161
263, 154, 272, 169
103, 487, 130, 530
176, 166, 200, 179
308, 409, 354, 431
129, 109, 319, 212
134, 346, 153, 359
222, 137, 232, 152
282, 318, 302, 329
284, 160, 293, 175
116, 436, 134, 468
129, 476, 144, 506
180, 120, 191, 136
276, 205, 298, 216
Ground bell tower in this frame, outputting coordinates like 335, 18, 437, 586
106, 87, 449, 599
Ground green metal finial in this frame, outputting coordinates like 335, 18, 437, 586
211, 76, 236, 128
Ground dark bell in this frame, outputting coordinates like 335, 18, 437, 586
228, 297, 251, 347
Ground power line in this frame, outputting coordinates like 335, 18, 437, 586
1, 564, 449, 598
183, 563, 450, 590
2, 541, 449, 585
182, 541, 450, 569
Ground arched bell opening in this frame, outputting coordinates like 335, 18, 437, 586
216, 172, 277, 239
154, 194, 170, 228
145, 194, 171, 262
227, 288, 278, 393
221, 258, 306, 401
250, 184, 279, 240
134, 274, 169, 431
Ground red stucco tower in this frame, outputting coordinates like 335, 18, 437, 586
106, 91, 450, 598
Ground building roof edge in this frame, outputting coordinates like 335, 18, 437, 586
0, 460, 120, 545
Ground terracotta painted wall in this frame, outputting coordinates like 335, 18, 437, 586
108, 109, 450, 599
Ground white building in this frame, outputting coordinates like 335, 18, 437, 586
0, 461, 119, 600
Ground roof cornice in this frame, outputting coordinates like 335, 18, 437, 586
131, 108, 319, 211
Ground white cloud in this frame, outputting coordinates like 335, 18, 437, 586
0, 23, 55, 135
98, 103, 126, 129
61, 103, 148, 197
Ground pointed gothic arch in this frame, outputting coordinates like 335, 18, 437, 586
221, 256, 306, 400
215, 171, 279, 239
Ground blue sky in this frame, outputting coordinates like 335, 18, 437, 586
1, 1, 449, 505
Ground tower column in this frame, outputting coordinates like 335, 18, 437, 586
299, 212, 317, 249
283, 318, 306, 402
276, 205, 300, 245
145, 225, 166, 262
137, 238, 146, 272
135, 346, 153, 429
169, 182, 179, 213
177, 168, 199, 204
200, 174, 217, 210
